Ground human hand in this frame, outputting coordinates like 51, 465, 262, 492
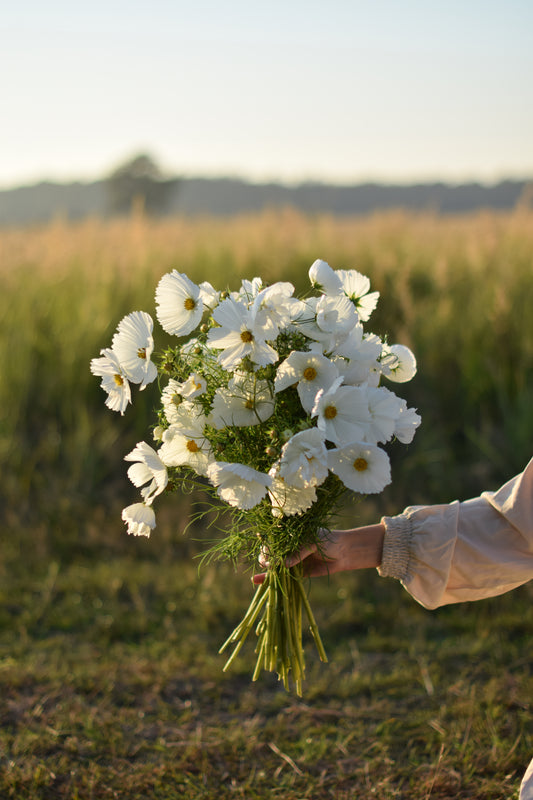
252, 523, 385, 585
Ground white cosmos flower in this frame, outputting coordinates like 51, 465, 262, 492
268, 465, 317, 517
308, 259, 342, 294
155, 270, 204, 336
181, 372, 207, 398
112, 311, 158, 389
290, 297, 323, 341
206, 297, 278, 370
159, 416, 213, 476
291, 295, 356, 351
328, 442, 391, 494
312, 378, 371, 445
278, 428, 328, 488
252, 281, 296, 337
122, 502, 156, 537
232, 276, 263, 302
394, 400, 422, 444
207, 462, 272, 510
364, 386, 404, 445
315, 294, 358, 337
210, 376, 274, 428
124, 441, 168, 503
161, 376, 206, 426
198, 281, 220, 310
336, 270, 380, 322
90, 348, 132, 414
161, 379, 187, 425
290, 297, 342, 350
332, 325, 383, 385
381, 344, 417, 383
275, 350, 339, 412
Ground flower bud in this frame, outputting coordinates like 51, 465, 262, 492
240, 356, 255, 373
297, 419, 311, 431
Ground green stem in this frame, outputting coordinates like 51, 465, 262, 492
218, 578, 269, 654
218, 564, 327, 693
298, 577, 328, 663
282, 571, 304, 690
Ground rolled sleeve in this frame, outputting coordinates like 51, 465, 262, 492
378, 458, 533, 609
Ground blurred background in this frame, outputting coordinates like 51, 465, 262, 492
1, 2, 533, 798
2, 0, 532, 558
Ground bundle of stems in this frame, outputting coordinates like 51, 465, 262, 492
219, 563, 327, 696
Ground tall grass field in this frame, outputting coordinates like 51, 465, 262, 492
1, 209, 532, 798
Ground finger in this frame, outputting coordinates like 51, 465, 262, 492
252, 572, 266, 585
257, 543, 272, 568
285, 543, 318, 567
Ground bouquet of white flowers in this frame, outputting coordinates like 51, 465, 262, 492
91, 258, 420, 695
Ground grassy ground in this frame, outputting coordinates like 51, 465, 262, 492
1, 548, 531, 799
1, 209, 533, 797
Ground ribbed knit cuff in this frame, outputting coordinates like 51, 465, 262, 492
377, 515, 413, 583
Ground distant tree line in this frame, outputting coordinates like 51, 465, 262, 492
0, 152, 531, 225
105, 153, 180, 216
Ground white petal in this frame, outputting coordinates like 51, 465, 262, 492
112, 311, 156, 387
155, 271, 203, 336
268, 473, 317, 517
308, 259, 342, 294
316, 294, 358, 335
328, 443, 391, 494
122, 503, 156, 537
207, 462, 271, 510
383, 344, 417, 383
394, 404, 422, 444
91, 349, 132, 414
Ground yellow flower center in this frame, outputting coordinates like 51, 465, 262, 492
137, 347, 147, 360
184, 297, 196, 311
240, 330, 254, 343
324, 405, 337, 419
244, 399, 255, 409
186, 440, 199, 453
303, 366, 317, 381
113, 374, 124, 386
353, 457, 368, 472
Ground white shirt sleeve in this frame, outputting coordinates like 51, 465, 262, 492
378, 457, 533, 609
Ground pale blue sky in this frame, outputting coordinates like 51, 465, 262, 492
2, 0, 532, 187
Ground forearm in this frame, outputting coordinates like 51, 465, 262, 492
323, 523, 385, 572
254, 522, 386, 584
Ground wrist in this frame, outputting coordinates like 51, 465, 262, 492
331, 523, 385, 571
